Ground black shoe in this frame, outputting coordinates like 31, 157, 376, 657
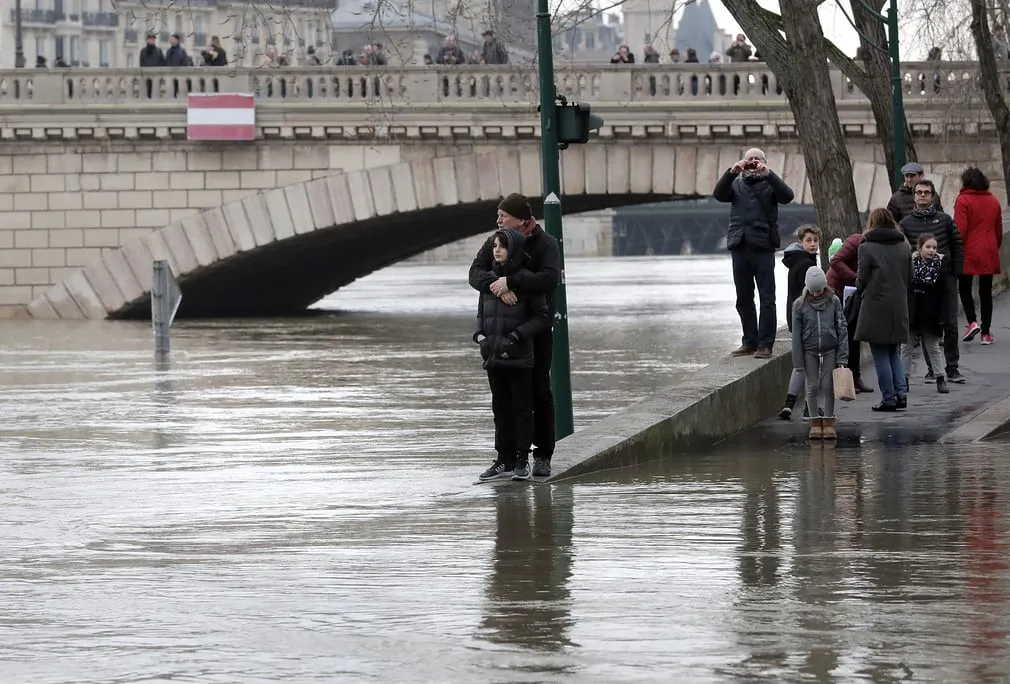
853, 375, 874, 393
924, 371, 935, 383
871, 401, 898, 412
896, 396, 907, 410
937, 377, 949, 394
512, 460, 531, 481
948, 369, 966, 384
531, 457, 551, 477
479, 461, 512, 482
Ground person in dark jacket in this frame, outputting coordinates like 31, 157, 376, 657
778, 225, 819, 420
899, 178, 965, 383
139, 34, 165, 67
470, 193, 560, 478
856, 208, 912, 412
201, 36, 227, 67
713, 147, 795, 359
165, 34, 189, 67
900, 233, 950, 394
826, 227, 873, 393
886, 161, 944, 223
474, 229, 551, 483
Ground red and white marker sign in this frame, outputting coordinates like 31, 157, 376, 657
186, 93, 255, 141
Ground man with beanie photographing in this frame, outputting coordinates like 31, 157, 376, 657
470, 193, 561, 477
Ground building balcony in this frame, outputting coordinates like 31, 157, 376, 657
9, 8, 60, 25
82, 12, 119, 28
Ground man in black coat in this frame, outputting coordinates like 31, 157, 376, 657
899, 179, 966, 383
470, 194, 560, 478
887, 162, 944, 223
713, 147, 795, 359
139, 34, 165, 67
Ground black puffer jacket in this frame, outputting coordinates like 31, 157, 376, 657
782, 242, 818, 331
469, 223, 560, 318
887, 185, 944, 223
474, 230, 551, 370
899, 208, 963, 274
713, 169, 795, 251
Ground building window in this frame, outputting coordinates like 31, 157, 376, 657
586, 32, 595, 49
195, 15, 204, 36
174, 15, 182, 35
35, 37, 46, 61
80, 38, 89, 65
99, 39, 110, 66
69, 36, 79, 64
55, 36, 65, 60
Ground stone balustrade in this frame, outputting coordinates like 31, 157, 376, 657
0, 62, 995, 107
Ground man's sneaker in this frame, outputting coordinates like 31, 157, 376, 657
731, 345, 757, 357
512, 460, 531, 481
531, 457, 551, 477
937, 377, 949, 393
896, 396, 907, 410
963, 321, 981, 342
948, 369, 966, 384
754, 347, 773, 359
981, 333, 994, 345
479, 461, 512, 482
778, 405, 793, 420
924, 371, 935, 383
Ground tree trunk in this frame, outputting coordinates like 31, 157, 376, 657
971, 0, 1010, 189
722, 0, 863, 246
745, 1, 916, 192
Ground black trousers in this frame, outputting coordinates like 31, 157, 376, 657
731, 248, 777, 349
959, 274, 994, 334
532, 330, 555, 460
924, 272, 963, 375
847, 326, 861, 376
487, 368, 534, 467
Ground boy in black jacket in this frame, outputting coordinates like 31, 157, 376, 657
470, 193, 560, 477
475, 229, 552, 482
778, 224, 820, 419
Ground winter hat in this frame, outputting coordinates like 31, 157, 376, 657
805, 265, 828, 292
827, 237, 843, 260
498, 193, 532, 221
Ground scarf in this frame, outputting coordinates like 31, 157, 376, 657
912, 252, 943, 287
912, 204, 937, 219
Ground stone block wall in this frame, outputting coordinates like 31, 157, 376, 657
0, 142, 411, 316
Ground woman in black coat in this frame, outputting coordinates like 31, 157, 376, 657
855, 208, 912, 411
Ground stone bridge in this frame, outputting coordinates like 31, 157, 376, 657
23, 142, 995, 320
0, 63, 1004, 317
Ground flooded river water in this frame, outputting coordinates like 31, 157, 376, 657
1, 256, 1007, 682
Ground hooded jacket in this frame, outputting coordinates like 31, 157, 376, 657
855, 225, 911, 344
712, 168, 795, 252
469, 223, 560, 318
791, 290, 849, 369
782, 242, 818, 331
474, 230, 551, 370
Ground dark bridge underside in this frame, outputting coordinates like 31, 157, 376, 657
116, 193, 682, 319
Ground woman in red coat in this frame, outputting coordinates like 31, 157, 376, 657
953, 167, 1003, 345
826, 226, 873, 392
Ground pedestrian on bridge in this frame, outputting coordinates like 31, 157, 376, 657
470, 194, 561, 478
713, 147, 795, 360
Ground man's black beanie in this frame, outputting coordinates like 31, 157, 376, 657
498, 193, 533, 220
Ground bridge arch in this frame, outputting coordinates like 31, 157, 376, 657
26, 144, 966, 319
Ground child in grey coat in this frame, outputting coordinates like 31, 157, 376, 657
791, 266, 849, 441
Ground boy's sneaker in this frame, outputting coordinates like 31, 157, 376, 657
778, 405, 792, 420
512, 460, 531, 481
963, 321, 981, 342
479, 461, 512, 482
936, 377, 949, 394
981, 333, 994, 345
948, 369, 966, 384
531, 457, 551, 477
924, 371, 935, 383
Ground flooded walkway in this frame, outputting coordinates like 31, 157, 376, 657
755, 295, 1010, 445
3, 259, 1009, 681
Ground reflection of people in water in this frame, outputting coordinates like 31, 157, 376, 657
738, 465, 781, 588
961, 469, 1009, 661
479, 485, 574, 651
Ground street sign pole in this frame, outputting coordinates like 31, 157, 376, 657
151, 260, 182, 361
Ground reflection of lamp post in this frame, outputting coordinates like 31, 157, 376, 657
14, 0, 25, 67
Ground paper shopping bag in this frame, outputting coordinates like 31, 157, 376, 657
833, 367, 856, 402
